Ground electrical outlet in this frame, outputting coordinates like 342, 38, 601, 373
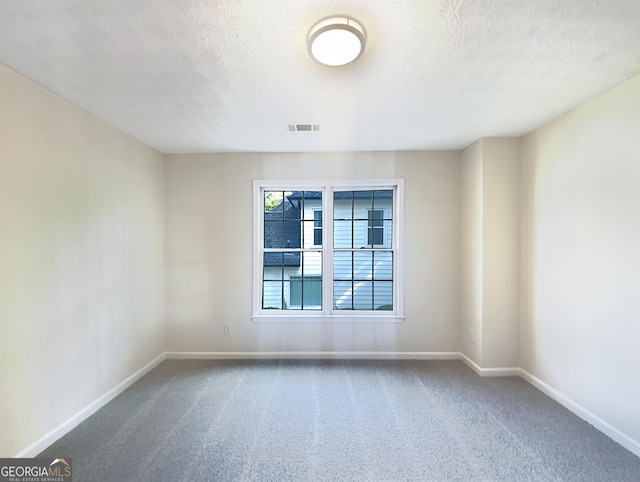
224, 324, 232, 335
469, 329, 475, 344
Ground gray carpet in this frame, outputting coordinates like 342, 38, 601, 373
39, 360, 640, 481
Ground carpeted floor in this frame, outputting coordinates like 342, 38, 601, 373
39, 359, 640, 481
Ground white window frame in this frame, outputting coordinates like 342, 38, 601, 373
252, 179, 404, 322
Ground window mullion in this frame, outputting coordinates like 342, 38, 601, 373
324, 186, 333, 315
300, 252, 304, 310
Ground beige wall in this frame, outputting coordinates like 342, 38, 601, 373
460, 140, 483, 363
460, 138, 520, 369
520, 73, 640, 446
0, 65, 166, 457
164, 151, 461, 354
481, 138, 520, 368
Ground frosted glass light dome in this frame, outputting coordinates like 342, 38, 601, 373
308, 17, 366, 67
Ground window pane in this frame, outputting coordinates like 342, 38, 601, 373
368, 226, 384, 246
353, 220, 368, 248
284, 278, 297, 310
264, 191, 284, 217
282, 251, 302, 269
373, 252, 393, 280
302, 252, 322, 277
333, 191, 354, 220
353, 281, 373, 310
288, 277, 299, 309
283, 220, 300, 248
334, 281, 353, 310
264, 220, 282, 248
373, 189, 393, 213
381, 220, 393, 248
333, 220, 353, 248
302, 221, 318, 248
302, 192, 323, 220
263, 281, 283, 310
264, 220, 303, 249
373, 282, 393, 310
368, 209, 384, 226
353, 204, 369, 221
357, 190, 373, 207
263, 252, 283, 280
333, 252, 352, 280
353, 251, 373, 280
303, 279, 322, 309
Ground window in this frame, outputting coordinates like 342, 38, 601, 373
253, 180, 403, 321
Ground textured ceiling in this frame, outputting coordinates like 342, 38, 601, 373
1, 0, 640, 153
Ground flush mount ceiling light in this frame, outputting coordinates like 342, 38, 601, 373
307, 17, 366, 67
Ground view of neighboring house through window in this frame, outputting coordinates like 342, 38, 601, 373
262, 191, 323, 310
333, 190, 393, 311
255, 181, 402, 319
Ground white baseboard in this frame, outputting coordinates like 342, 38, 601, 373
166, 351, 461, 360
459, 353, 521, 377
14, 352, 167, 458
518, 369, 640, 459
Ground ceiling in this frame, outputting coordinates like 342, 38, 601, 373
1, 0, 639, 154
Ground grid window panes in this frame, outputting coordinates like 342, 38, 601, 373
256, 182, 400, 318
333, 190, 394, 311
262, 191, 323, 310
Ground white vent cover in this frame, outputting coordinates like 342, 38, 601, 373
288, 124, 320, 132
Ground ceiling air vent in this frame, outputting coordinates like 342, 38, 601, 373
288, 124, 320, 132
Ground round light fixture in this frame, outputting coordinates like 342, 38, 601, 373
307, 17, 366, 67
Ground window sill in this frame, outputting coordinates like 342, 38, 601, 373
251, 314, 405, 323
